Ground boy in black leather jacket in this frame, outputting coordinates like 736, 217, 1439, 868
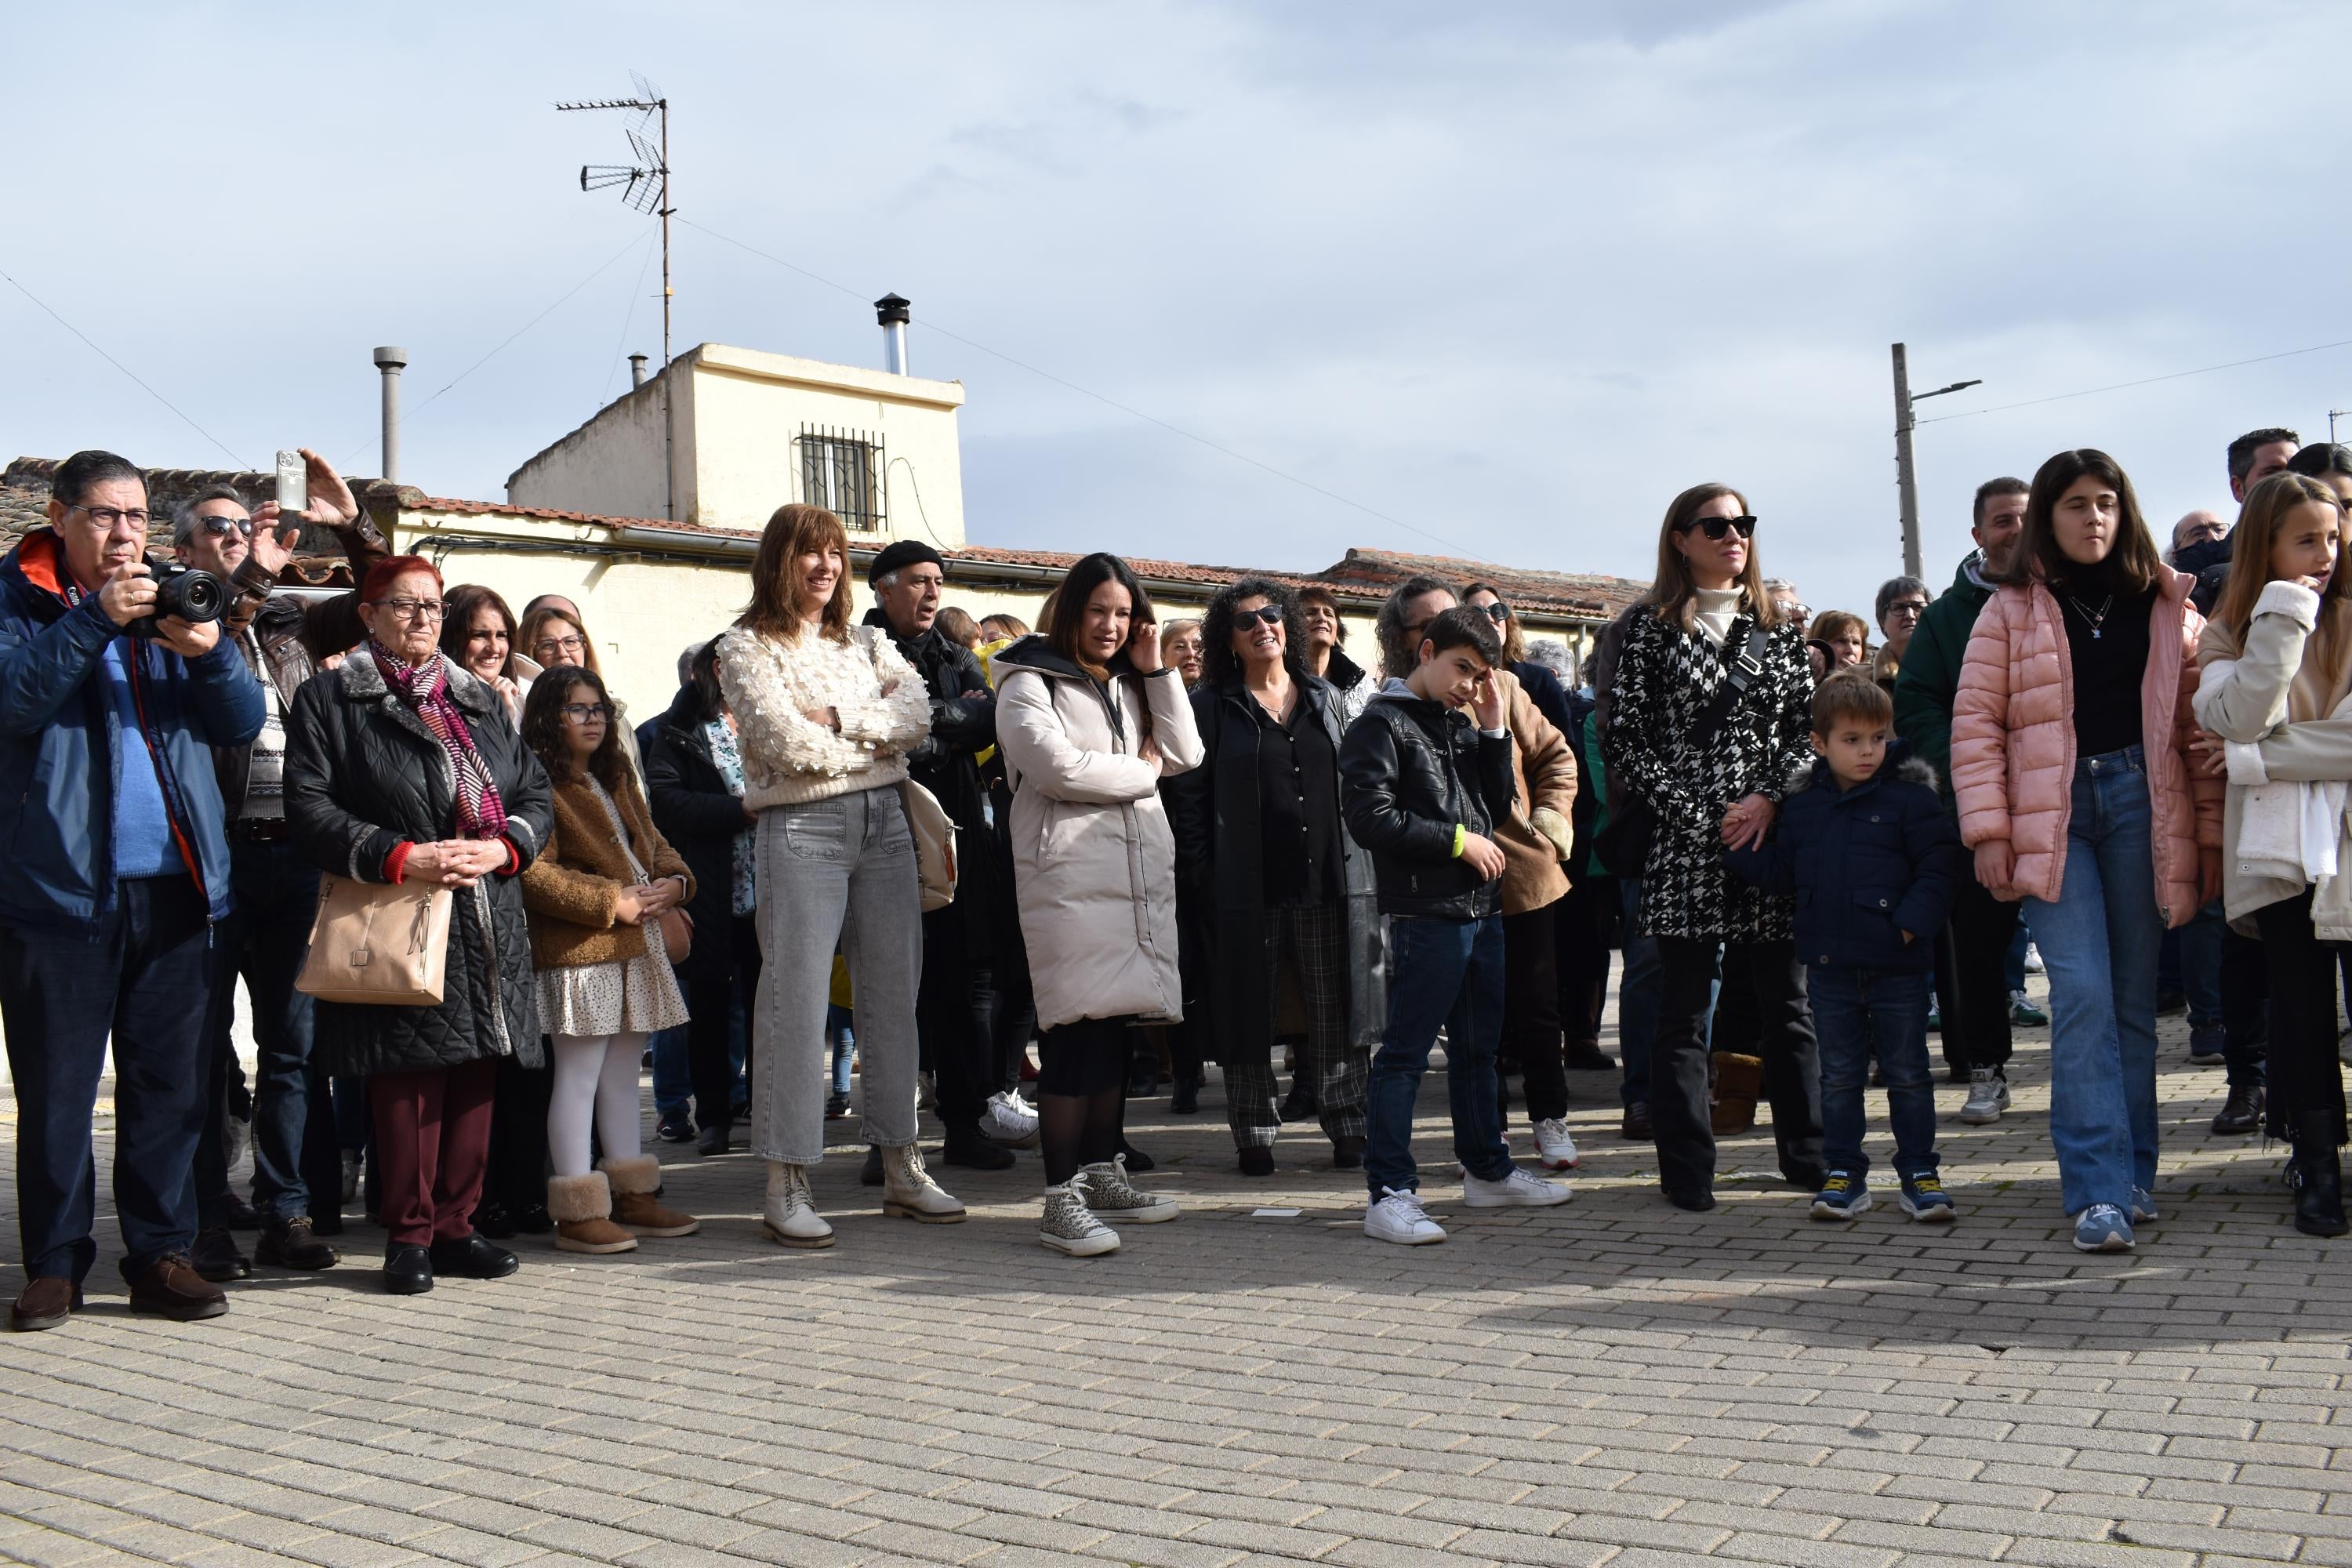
1340, 608, 1571, 1243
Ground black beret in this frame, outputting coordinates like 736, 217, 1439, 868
868, 539, 946, 584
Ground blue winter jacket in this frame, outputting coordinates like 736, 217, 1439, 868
0, 529, 264, 934
1723, 745, 1965, 972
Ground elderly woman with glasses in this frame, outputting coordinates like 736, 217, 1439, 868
1872, 575, 1932, 692
285, 555, 556, 1296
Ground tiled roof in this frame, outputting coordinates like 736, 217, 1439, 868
9, 457, 1643, 622
2, 457, 379, 585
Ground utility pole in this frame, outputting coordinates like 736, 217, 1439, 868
2332, 409, 2350, 444
564, 78, 673, 517
1890, 343, 1982, 582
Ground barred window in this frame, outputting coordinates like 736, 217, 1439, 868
799, 425, 886, 532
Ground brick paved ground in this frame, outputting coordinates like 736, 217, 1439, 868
0, 975, 2346, 1567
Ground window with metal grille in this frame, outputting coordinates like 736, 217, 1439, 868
798, 425, 886, 532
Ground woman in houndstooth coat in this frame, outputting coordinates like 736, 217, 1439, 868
1602, 483, 1823, 1211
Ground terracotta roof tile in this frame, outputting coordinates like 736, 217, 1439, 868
2, 456, 368, 583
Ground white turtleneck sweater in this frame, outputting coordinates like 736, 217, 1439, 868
1693, 586, 1742, 648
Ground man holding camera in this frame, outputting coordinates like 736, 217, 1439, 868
0, 449, 264, 1330
172, 450, 384, 1281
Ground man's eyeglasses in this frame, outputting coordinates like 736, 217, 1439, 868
1473, 601, 1510, 623
534, 634, 587, 660
1675, 514, 1759, 541
66, 503, 150, 531
370, 597, 444, 622
560, 703, 613, 724
1236, 605, 1285, 628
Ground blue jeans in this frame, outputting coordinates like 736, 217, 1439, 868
1364, 914, 1511, 1197
828, 1004, 856, 1097
2006, 921, 2031, 995
650, 1025, 691, 1123
0, 876, 214, 1284
1617, 878, 1661, 1109
1810, 966, 1938, 1181
196, 840, 336, 1224
2176, 900, 2224, 1029
2024, 746, 2163, 1216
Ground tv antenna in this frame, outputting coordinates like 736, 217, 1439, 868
558, 74, 677, 517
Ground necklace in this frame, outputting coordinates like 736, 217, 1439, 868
2065, 592, 2114, 640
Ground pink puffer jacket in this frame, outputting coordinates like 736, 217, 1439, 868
1949, 569, 2222, 927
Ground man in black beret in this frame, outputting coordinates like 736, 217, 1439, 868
862, 541, 1036, 1170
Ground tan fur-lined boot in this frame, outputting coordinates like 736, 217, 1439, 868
548, 1172, 637, 1254
602, 1156, 699, 1238
1710, 1052, 1763, 1137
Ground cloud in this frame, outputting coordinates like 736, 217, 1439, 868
3, 1, 2347, 629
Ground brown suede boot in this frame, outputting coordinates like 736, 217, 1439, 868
602, 1156, 700, 1238
547, 1172, 637, 1254
1709, 1053, 1762, 1136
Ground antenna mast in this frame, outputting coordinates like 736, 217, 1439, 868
560, 76, 676, 519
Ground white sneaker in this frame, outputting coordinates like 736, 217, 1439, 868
1462, 1166, 1573, 1208
2024, 942, 2045, 975
1041, 1181, 1119, 1255
1532, 1117, 1579, 1171
1365, 1187, 1446, 1244
880, 1144, 966, 1224
761, 1162, 834, 1249
982, 1089, 1041, 1149
1958, 1068, 2010, 1125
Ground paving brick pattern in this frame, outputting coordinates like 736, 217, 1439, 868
1, 977, 2347, 1566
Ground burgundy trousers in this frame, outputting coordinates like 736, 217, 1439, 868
370, 1058, 498, 1247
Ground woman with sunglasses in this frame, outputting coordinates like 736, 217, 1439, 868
1167, 579, 1384, 1175
1603, 485, 1822, 1212
1951, 449, 2222, 1253
517, 667, 701, 1254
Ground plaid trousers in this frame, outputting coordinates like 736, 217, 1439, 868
1225, 900, 1367, 1145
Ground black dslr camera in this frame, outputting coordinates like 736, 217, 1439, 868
126, 562, 227, 639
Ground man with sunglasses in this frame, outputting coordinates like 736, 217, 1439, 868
170, 451, 388, 1283
0, 449, 265, 1330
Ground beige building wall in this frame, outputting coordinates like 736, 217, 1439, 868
506, 343, 967, 546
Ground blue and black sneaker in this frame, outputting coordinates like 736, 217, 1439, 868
1898, 1171, 1957, 1223
2072, 1203, 2135, 1252
1809, 1171, 1868, 1221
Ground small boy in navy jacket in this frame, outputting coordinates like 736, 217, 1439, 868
1728, 672, 1965, 1222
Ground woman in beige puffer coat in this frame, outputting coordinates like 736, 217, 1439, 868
993, 553, 1204, 1256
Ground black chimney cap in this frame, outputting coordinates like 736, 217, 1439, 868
874, 293, 912, 326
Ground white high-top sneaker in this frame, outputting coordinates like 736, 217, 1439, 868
880, 1144, 967, 1223
982, 1089, 1041, 1148
761, 1162, 833, 1249
1079, 1155, 1178, 1223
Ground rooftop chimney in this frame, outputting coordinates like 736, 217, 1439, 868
876, 293, 911, 376
372, 347, 408, 483
628, 353, 649, 389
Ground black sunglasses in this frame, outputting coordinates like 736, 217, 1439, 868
1475, 601, 1509, 623
1236, 604, 1285, 628
1675, 514, 1758, 541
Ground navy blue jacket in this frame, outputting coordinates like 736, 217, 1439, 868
0, 529, 264, 933
1724, 746, 1963, 972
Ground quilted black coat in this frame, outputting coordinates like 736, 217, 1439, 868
1603, 601, 1813, 942
285, 654, 555, 1077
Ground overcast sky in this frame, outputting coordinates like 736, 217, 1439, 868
9, 2, 2348, 625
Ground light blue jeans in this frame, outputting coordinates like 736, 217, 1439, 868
2024, 746, 2162, 1217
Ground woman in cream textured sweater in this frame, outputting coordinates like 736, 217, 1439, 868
716, 503, 964, 1247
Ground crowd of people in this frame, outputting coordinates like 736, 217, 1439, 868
5, 422, 2350, 1328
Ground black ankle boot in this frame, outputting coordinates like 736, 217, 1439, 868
2295, 1142, 2349, 1238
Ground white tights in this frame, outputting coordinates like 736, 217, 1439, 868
548, 1031, 649, 1178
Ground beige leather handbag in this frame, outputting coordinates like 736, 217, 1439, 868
295, 874, 455, 1006
899, 779, 960, 913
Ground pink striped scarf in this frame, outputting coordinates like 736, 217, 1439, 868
368, 644, 509, 841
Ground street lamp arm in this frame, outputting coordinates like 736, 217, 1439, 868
1912, 378, 1984, 401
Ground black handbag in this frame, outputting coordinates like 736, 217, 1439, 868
1595, 623, 1772, 881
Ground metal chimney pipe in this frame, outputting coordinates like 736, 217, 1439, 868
628, 353, 649, 389
875, 293, 911, 376
372, 347, 408, 482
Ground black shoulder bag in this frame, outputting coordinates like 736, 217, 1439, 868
1594, 622, 1772, 881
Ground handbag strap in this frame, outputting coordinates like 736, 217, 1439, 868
1686, 622, 1773, 754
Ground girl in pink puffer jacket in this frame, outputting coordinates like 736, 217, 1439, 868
1950, 448, 2222, 1257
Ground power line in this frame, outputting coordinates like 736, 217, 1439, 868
1917, 336, 2352, 425
679, 216, 1489, 562
0, 261, 248, 467
339, 229, 654, 470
